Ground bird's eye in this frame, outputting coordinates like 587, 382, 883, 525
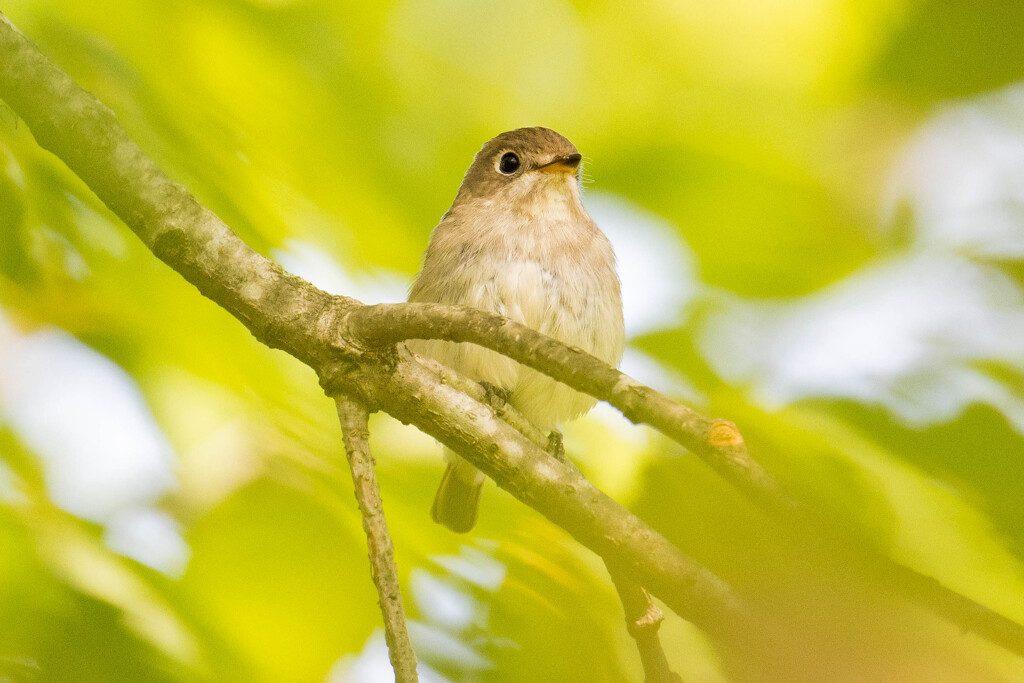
498, 152, 520, 174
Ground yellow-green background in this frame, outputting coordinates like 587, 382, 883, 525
2, 1, 1024, 681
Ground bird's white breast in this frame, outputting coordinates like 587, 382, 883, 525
409, 182, 625, 431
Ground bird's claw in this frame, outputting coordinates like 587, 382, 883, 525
547, 430, 566, 462
480, 381, 511, 407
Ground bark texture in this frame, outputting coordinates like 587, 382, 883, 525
336, 397, 419, 682
2, 11, 1023, 673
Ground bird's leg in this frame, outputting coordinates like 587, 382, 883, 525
479, 381, 511, 407
478, 381, 567, 465
547, 430, 567, 463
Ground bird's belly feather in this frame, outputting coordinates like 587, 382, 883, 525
409, 256, 620, 431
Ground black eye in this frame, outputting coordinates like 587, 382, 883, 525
498, 152, 520, 174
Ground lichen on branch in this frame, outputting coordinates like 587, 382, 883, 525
3, 10, 1024, 669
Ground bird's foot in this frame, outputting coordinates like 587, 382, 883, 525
480, 381, 511, 407
547, 430, 566, 462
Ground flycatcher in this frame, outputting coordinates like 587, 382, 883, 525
409, 127, 625, 532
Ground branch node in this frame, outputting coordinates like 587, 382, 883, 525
318, 349, 397, 412
708, 420, 743, 448
627, 589, 666, 637
7, 7, 1024, 663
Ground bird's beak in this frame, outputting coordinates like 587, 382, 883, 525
537, 152, 583, 174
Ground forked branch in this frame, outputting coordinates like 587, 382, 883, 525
335, 396, 418, 683
3, 11, 1024, 672
0, 8, 755, 653
346, 302, 793, 515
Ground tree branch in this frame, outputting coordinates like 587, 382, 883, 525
345, 303, 794, 517
335, 396, 419, 682
0, 12, 348, 372
610, 573, 682, 683
3, 9, 1024, 666
410, 353, 1024, 673
346, 306, 1024, 659
360, 348, 758, 642
0, 9, 755, 648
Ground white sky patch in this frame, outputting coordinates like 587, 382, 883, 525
327, 630, 451, 683
0, 315, 187, 574
585, 191, 698, 337
701, 86, 1024, 431
888, 83, 1024, 258
583, 401, 648, 448
406, 621, 493, 671
0, 329, 176, 520
619, 347, 702, 403
430, 545, 506, 592
273, 239, 410, 304
104, 508, 191, 578
411, 569, 479, 633
699, 253, 1024, 429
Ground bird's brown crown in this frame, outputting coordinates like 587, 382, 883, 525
456, 127, 582, 201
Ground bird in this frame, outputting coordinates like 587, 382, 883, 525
408, 127, 625, 532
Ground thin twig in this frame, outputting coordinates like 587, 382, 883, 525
0, 12, 753, 643
335, 396, 419, 683
546, 422, 683, 682
346, 303, 792, 516
374, 349, 757, 642
609, 573, 683, 683
348, 307, 1024, 657
3, 11, 1024, 660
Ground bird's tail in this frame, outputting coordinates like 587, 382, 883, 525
431, 452, 484, 533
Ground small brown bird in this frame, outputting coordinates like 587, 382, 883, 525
409, 127, 625, 532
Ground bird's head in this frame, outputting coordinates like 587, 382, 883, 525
454, 127, 584, 212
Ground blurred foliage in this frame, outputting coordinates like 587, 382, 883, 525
2, 1, 1024, 681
